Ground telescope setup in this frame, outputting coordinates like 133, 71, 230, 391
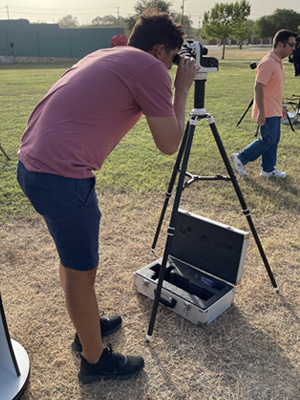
134, 41, 278, 342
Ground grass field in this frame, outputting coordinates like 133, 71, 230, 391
1, 48, 300, 220
1, 49, 300, 399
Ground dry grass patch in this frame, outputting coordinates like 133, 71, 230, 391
1, 189, 300, 400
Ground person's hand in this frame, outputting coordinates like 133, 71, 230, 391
282, 105, 288, 121
257, 110, 266, 126
174, 56, 200, 93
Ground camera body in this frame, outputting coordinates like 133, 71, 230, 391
173, 39, 219, 74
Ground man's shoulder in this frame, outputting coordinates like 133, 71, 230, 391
258, 51, 281, 72
260, 51, 277, 63
119, 46, 162, 66
93, 46, 165, 73
94, 46, 158, 62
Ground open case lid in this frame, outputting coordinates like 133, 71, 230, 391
169, 209, 249, 286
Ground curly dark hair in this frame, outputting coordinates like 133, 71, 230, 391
128, 7, 184, 52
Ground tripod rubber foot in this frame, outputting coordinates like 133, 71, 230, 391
274, 286, 280, 293
146, 334, 152, 343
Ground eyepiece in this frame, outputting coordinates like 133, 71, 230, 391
250, 62, 258, 69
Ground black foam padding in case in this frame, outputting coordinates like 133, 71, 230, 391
169, 210, 245, 285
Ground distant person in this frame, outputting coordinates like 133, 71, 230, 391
111, 33, 128, 47
231, 29, 298, 179
291, 36, 300, 76
16, 8, 198, 383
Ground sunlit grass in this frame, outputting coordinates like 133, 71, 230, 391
1, 55, 299, 223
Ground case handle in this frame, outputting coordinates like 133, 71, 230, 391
154, 290, 177, 309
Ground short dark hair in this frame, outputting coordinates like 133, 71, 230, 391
273, 29, 298, 48
128, 7, 184, 52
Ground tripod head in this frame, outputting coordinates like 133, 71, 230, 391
173, 41, 219, 113
173, 40, 219, 78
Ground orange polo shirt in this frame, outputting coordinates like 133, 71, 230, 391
252, 51, 285, 119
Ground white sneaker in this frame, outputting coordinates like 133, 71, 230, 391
231, 153, 247, 176
260, 169, 287, 178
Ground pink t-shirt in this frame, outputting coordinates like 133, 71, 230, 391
18, 47, 175, 178
252, 51, 285, 119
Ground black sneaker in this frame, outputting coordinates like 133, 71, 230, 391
78, 343, 144, 382
71, 315, 122, 352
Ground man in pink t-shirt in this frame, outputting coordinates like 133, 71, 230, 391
231, 29, 297, 179
16, 8, 199, 383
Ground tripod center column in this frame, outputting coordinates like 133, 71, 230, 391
194, 79, 206, 109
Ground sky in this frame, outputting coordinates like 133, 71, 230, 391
1, 0, 300, 28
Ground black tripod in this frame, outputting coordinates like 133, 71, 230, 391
146, 74, 278, 342
0, 142, 10, 161
237, 97, 295, 133
0, 123, 10, 161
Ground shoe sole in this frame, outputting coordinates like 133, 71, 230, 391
78, 367, 143, 382
71, 319, 122, 352
260, 174, 286, 179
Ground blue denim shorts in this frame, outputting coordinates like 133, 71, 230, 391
17, 161, 101, 271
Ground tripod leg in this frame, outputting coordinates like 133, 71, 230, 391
147, 119, 197, 342
151, 122, 190, 251
0, 143, 10, 161
207, 115, 278, 291
236, 99, 253, 127
286, 113, 295, 132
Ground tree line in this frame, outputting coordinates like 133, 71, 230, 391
58, 0, 194, 37
58, 0, 300, 59
202, 2, 300, 58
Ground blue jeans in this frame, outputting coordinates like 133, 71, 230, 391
238, 116, 281, 173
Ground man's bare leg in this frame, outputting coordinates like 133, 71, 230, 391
60, 263, 103, 364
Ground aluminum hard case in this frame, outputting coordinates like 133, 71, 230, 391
134, 209, 249, 325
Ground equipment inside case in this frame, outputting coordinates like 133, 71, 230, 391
134, 209, 249, 325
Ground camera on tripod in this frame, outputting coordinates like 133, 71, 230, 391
173, 39, 219, 73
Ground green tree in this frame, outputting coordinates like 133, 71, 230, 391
202, 0, 251, 59
124, 0, 172, 35
125, 0, 193, 41
123, 15, 138, 37
231, 20, 250, 48
173, 13, 194, 36
254, 9, 300, 40
253, 16, 275, 41
91, 15, 126, 28
134, 0, 172, 14
271, 9, 300, 33
58, 15, 79, 28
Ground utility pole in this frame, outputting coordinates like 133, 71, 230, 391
181, 0, 184, 25
117, 6, 119, 24
6, 5, 10, 19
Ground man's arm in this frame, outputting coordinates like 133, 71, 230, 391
146, 57, 199, 155
254, 81, 265, 126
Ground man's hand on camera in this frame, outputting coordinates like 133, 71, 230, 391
174, 56, 199, 93
146, 56, 199, 156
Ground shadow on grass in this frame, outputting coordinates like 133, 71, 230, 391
133, 295, 300, 398
244, 175, 300, 212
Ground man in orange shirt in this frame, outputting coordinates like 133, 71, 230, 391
231, 29, 297, 178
